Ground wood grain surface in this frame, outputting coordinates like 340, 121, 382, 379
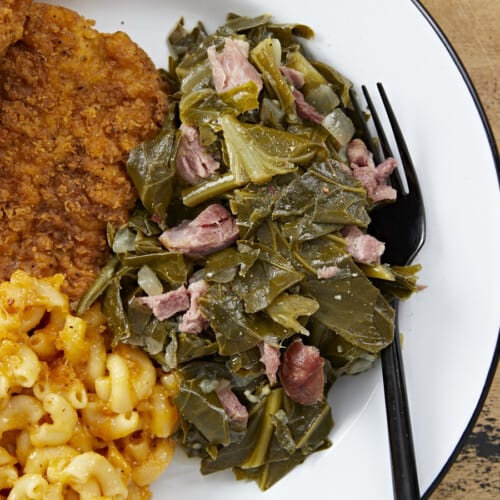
419, 1, 499, 498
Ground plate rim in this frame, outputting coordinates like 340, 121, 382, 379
411, 1, 500, 497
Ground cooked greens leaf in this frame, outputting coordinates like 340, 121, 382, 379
119, 251, 189, 286
371, 264, 423, 301
199, 283, 294, 355
285, 49, 327, 87
179, 88, 237, 129
102, 275, 131, 347
179, 59, 213, 95
76, 256, 120, 315
273, 161, 370, 241
175, 332, 219, 364
175, 362, 246, 446
302, 275, 394, 353
250, 38, 296, 116
266, 22, 315, 46
126, 300, 175, 355
218, 13, 273, 34
168, 17, 208, 58
126, 116, 177, 221
204, 247, 241, 283
233, 241, 304, 313
221, 114, 325, 184
266, 293, 319, 334
229, 180, 285, 239
219, 80, 261, 113
200, 389, 333, 490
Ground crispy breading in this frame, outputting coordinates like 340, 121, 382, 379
0, 0, 31, 56
0, 3, 169, 301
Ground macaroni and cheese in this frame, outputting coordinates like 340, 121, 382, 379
0, 271, 179, 499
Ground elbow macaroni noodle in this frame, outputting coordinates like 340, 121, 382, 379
0, 271, 179, 499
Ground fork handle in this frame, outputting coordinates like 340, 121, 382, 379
381, 306, 421, 500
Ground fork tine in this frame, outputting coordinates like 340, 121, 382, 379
362, 85, 394, 159
362, 85, 405, 194
349, 88, 383, 165
377, 83, 419, 197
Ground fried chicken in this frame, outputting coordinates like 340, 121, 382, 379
0, 2, 169, 301
0, 0, 31, 56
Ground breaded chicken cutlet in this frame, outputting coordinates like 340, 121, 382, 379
0, 0, 31, 56
0, 2, 168, 301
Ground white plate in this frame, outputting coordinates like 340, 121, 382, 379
46, 0, 500, 498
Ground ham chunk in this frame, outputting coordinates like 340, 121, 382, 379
176, 124, 220, 185
292, 89, 324, 124
207, 38, 263, 94
216, 382, 248, 428
280, 339, 325, 406
136, 286, 190, 321
347, 138, 374, 167
258, 342, 281, 386
179, 279, 209, 334
346, 138, 397, 202
342, 225, 385, 265
159, 204, 239, 258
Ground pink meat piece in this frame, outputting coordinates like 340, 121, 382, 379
316, 265, 340, 279
159, 204, 239, 258
280, 339, 325, 406
207, 38, 263, 94
280, 66, 305, 89
342, 225, 385, 265
347, 138, 375, 168
136, 286, 190, 321
346, 138, 397, 202
216, 382, 248, 428
179, 279, 210, 334
176, 124, 220, 185
258, 342, 281, 385
292, 89, 324, 124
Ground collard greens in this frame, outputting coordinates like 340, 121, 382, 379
78, 12, 421, 492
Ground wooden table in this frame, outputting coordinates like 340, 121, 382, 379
419, 1, 499, 498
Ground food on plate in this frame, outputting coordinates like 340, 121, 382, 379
0, 270, 179, 498
0, 2, 168, 301
79, 13, 421, 490
0, 0, 31, 56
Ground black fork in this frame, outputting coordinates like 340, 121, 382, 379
350, 83, 426, 500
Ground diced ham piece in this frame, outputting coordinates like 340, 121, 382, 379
176, 124, 220, 185
159, 204, 239, 258
292, 89, 325, 124
316, 265, 340, 279
346, 138, 397, 202
179, 279, 209, 334
216, 382, 248, 428
347, 138, 375, 168
258, 342, 281, 386
342, 225, 385, 265
280, 66, 305, 89
136, 286, 190, 321
207, 38, 263, 94
279, 339, 325, 406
